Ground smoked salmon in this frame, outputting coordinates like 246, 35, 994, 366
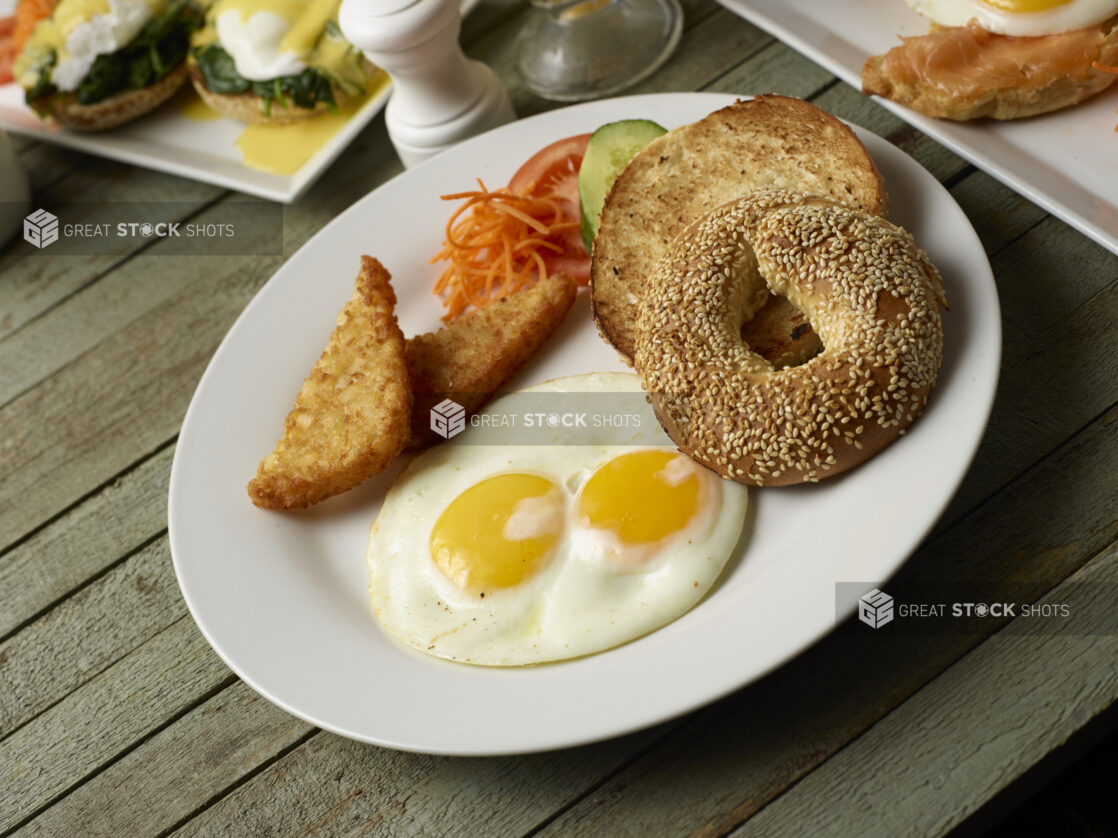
863, 17, 1118, 120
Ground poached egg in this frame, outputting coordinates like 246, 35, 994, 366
198, 0, 365, 90
15, 0, 162, 93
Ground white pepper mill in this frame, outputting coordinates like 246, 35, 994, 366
339, 0, 516, 168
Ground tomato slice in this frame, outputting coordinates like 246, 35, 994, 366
539, 225, 591, 283
509, 133, 590, 220
0, 16, 16, 85
508, 133, 592, 283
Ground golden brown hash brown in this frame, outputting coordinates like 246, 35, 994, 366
406, 272, 577, 447
247, 256, 412, 509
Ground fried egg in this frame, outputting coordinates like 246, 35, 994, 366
366, 372, 750, 666
906, 0, 1118, 36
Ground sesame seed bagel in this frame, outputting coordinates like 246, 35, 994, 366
634, 190, 946, 487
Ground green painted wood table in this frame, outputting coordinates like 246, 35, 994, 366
2, 2, 1116, 835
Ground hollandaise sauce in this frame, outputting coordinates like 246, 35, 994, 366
234, 71, 389, 175
179, 90, 222, 121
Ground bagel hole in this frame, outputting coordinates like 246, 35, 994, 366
740, 293, 823, 370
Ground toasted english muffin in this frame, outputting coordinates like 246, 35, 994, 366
589, 95, 888, 362
186, 54, 376, 125
29, 62, 190, 132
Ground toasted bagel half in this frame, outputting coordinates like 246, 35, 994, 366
589, 95, 888, 363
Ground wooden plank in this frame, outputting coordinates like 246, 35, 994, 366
0, 535, 184, 738
0, 165, 226, 345
935, 221, 1118, 528
705, 39, 834, 100
0, 132, 410, 408
525, 399, 1118, 838
0, 445, 173, 640
0, 617, 233, 834
812, 82, 969, 184
732, 538, 1118, 838
0, 125, 409, 554
0, 247, 274, 552
14, 681, 313, 838
13, 137, 88, 195
947, 167, 1048, 256
0, 215, 261, 407
0, 249, 122, 345
168, 721, 673, 838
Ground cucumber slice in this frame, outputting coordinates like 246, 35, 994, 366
578, 119, 667, 253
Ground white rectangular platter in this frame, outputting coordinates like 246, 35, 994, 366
715, 0, 1118, 256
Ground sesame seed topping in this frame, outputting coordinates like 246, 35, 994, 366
631, 190, 945, 486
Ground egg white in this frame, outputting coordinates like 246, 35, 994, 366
906, 0, 1118, 37
366, 372, 750, 667
52, 0, 157, 92
215, 9, 307, 81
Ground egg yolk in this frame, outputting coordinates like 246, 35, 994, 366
578, 451, 703, 546
978, 0, 1073, 11
430, 473, 562, 591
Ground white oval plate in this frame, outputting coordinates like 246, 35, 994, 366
169, 93, 1001, 755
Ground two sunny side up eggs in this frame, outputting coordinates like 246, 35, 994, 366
366, 373, 750, 666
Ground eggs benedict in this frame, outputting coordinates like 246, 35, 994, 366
188, 0, 376, 124
863, 1, 1118, 120
13, 0, 202, 131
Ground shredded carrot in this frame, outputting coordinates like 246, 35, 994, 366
0, 0, 58, 84
429, 179, 581, 321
